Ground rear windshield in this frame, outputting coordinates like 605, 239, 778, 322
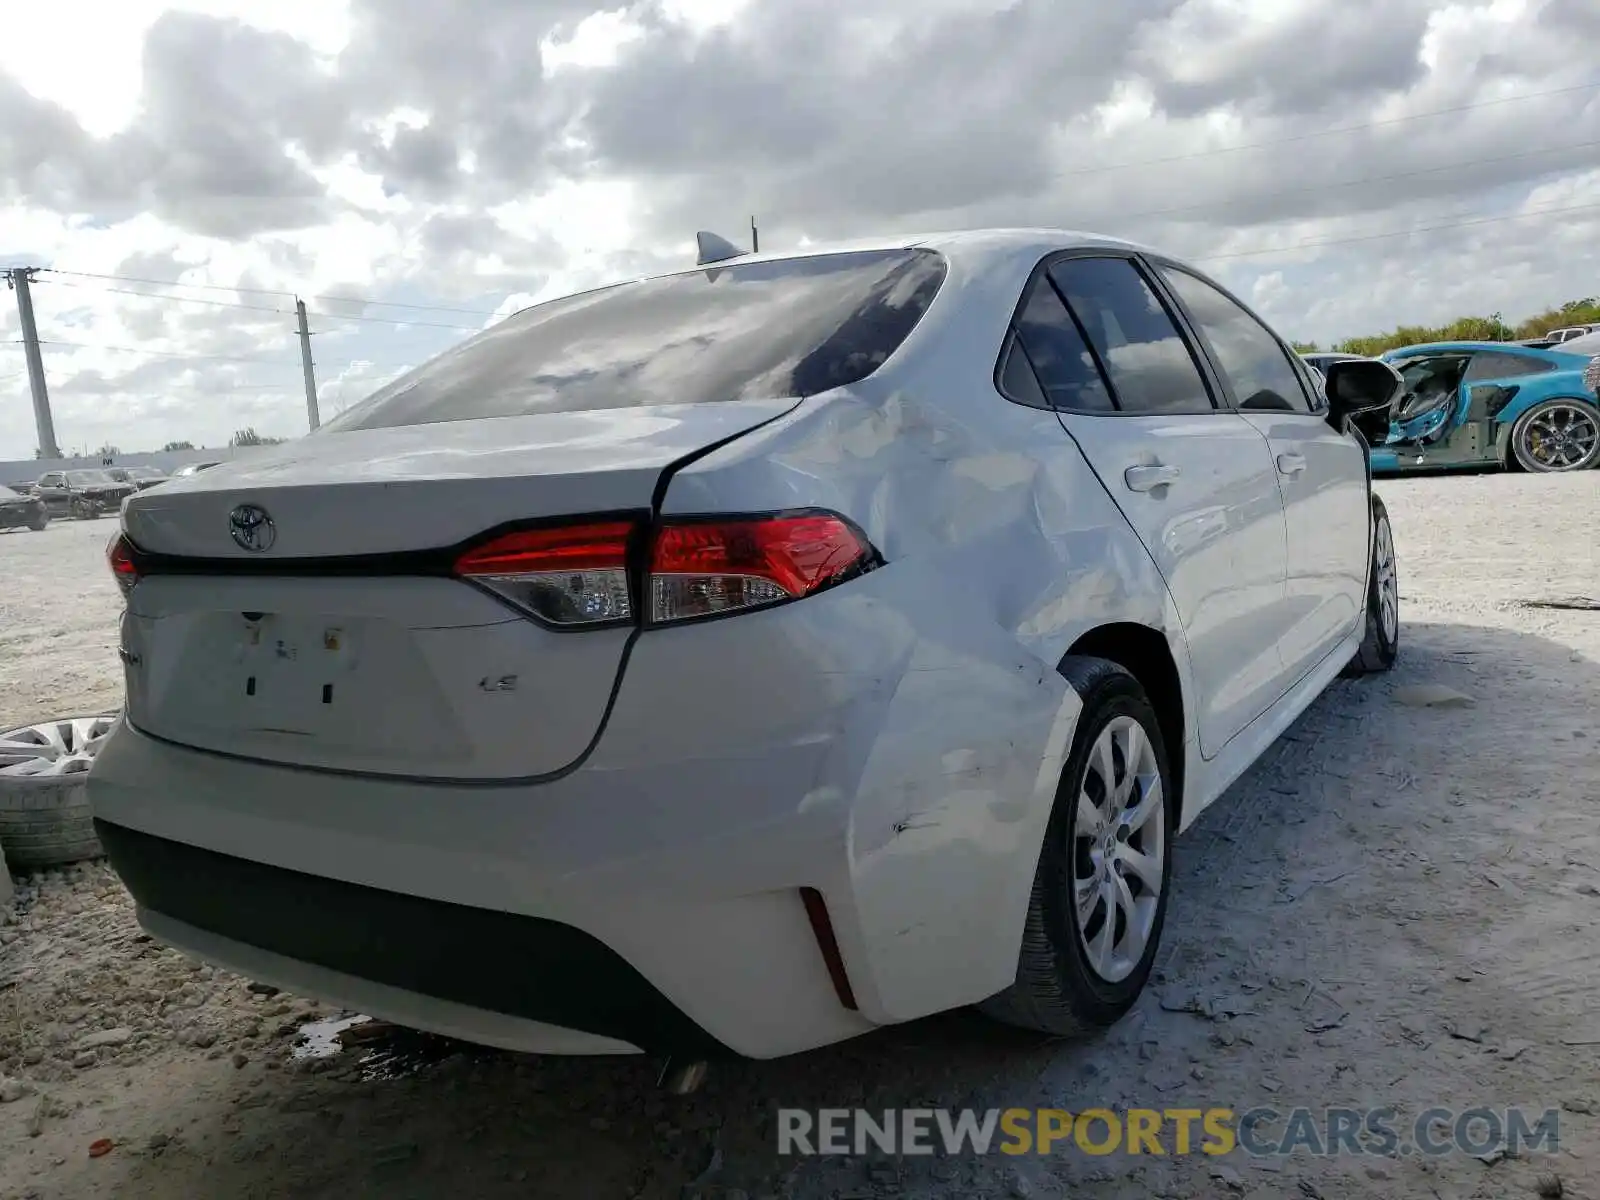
322, 248, 948, 431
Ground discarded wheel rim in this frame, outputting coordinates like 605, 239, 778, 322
0, 715, 119, 778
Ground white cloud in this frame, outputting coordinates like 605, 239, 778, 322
2, 0, 1598, 460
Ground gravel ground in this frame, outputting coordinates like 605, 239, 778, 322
1, 472, 1597, 1200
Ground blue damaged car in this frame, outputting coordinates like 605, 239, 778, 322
1369, 334, 1600, 474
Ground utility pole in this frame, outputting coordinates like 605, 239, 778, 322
295, 298, 320, 432
5, 268, 61, 460
750, 216, 760, 255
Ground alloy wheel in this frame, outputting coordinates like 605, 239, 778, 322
1070, 714, 1166, 984
1521, 403, 1599, 471
0, 715, 118, 777
1374, 514, 1398, 644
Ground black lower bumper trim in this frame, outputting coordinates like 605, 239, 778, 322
95, 820, 732, 1058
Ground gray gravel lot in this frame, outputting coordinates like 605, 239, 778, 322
1, 471, 1598, 1200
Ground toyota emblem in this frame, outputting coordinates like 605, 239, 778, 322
228, 504, 276, 553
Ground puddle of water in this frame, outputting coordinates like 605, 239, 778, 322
293, 1014, 370, 1059
291, 1013, 498, 1080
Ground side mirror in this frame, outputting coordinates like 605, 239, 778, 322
1324, 358, 1403, 446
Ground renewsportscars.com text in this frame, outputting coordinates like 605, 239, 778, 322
776, 1106, 1560, 1158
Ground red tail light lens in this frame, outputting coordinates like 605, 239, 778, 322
650, 513, 870, 624
454, 512, 875, 628
453, 522, 634, 627
107, 534, 140, 597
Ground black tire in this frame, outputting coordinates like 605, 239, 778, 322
27, 515, 47, 531
1509, 398, 1600, 473
980, 657, 1175, 1036
0, 775, 104, 869
1343, 493, 1399, 677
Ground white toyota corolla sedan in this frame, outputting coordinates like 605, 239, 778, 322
88, 229, 1403, 1063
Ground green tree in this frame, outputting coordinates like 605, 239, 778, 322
1322, 299, 1600, 357
162, 440, 195, 451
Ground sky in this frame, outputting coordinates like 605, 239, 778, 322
1, 0, 1597, 459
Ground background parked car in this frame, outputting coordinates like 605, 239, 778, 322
1543, 324, 1600, 345
107, 466, 171, 490
1373, 340, 1600, 473
0, 484, 48, 532
30, 469, 136, 519
1301, 352, 1370, 375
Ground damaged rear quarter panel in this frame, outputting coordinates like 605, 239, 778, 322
659, 247, 1192, 1022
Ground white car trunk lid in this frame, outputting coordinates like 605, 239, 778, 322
118, 402, 795, 780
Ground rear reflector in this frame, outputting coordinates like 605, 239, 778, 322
454, 522, 635, 627
452, 511, 875, 629
799, 887, 859, 1011
107, 534, 140, 597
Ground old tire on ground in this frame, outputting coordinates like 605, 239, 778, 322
27, 515, 46, 531
980, 657, 1174, 1037
1509, 398, 1600, 473
0, 716, 116, 869
1343, 493, 1400, 677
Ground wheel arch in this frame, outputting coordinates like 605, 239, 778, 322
1060, 622, 1187, 828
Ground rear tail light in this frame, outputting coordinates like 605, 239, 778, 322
453, 521, 635, 627
107, 534, 140, 597
452, 511, 876, 629
649, 513, 870, 623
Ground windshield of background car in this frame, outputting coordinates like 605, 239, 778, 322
65, 471, 115, 485
321, 248, 949, 432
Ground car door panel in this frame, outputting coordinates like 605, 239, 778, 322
1060, 411, 1291, 756
1237, 413, 1368, 679
1151, 263, 1369, 683
1015, 253, 1291, 758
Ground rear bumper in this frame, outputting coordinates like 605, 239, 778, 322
88, 719, 879, 1059
90, 566, 1081, 1056
96, 819, 729, 1057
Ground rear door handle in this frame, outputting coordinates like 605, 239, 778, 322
1124, 464, 1181, 492
1276, 452, 1307, 475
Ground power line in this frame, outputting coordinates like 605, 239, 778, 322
35, 278, 295, 315
309, 310, 485, 332
1191, 199, 1600, 263
32, 275, 490, 330
13, 339, 293, 364
35, 269, 294, 299
39, 267, 502, 317
1121, 137, 1600, 224
21, 203, 1599, 360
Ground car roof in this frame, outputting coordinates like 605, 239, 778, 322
1385, 341, 1557, 356
655, 227, 1160, 282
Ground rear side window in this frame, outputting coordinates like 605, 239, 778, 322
1047, 258, 1216, 415
1010, 279, 1114, 411
1463, 351, 1555, 382
323, 249, 948, 431
1156, 266, 1313, 413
